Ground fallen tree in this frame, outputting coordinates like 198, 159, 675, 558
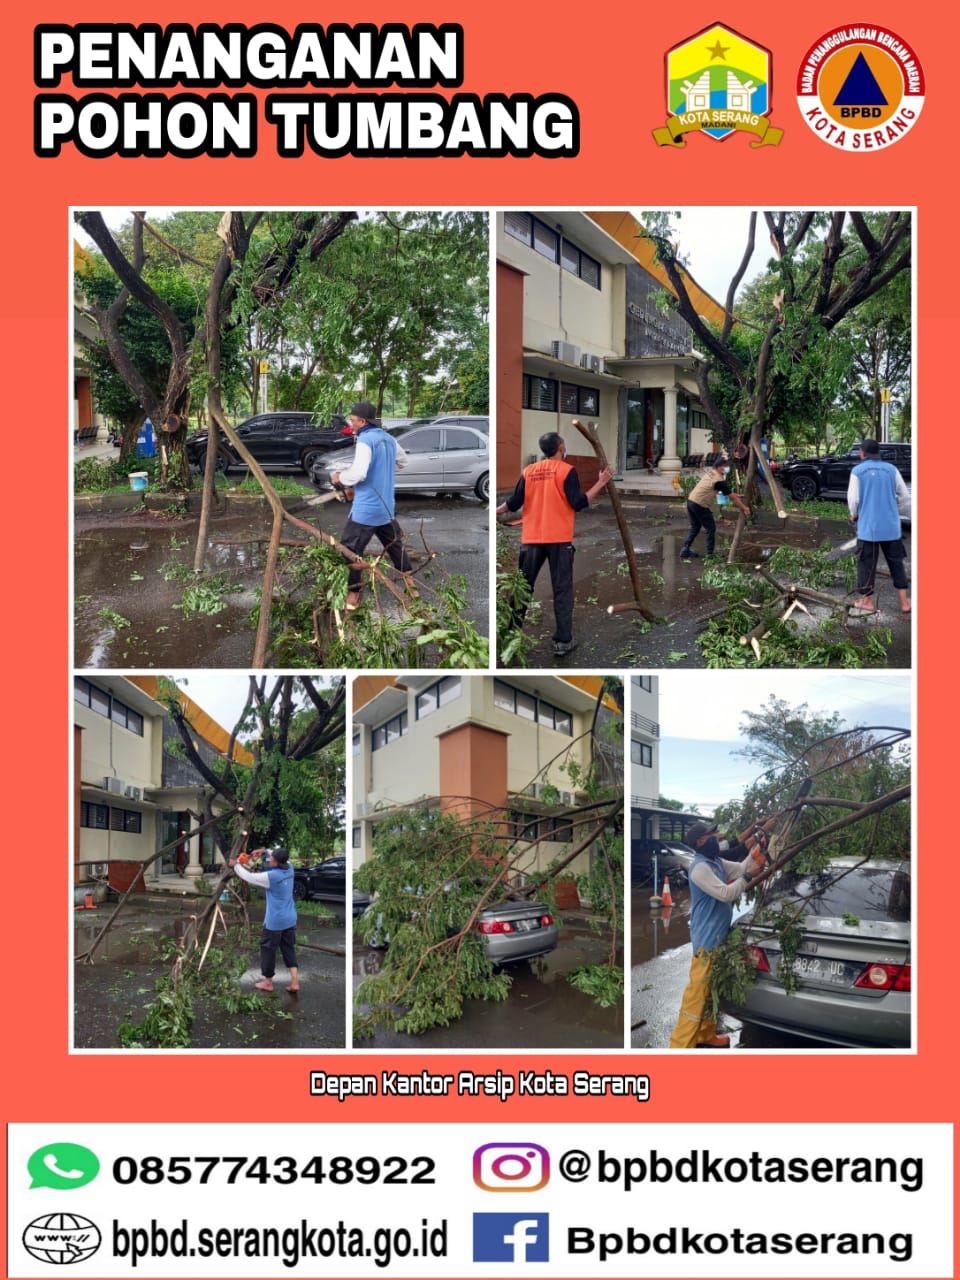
354, 690, 624, 1037
78, 675, 346, 1047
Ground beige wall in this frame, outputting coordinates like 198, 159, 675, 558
75, 704, 160, 792
353, 677, 601, 876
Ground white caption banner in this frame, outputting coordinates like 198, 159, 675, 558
7, 1123, 954, 1277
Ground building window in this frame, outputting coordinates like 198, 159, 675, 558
80, 801, 108, 830
510, 810, 540, 842
415, 676, 462, 720
546, 815, 573, 843
504, 213, 601, 288
352, 825, 362, 848
522, 374, 558, 413
371, 711, 408, 751
631, 741, 653, 768
635, 676, 652, 692
560, 382, 600, 417
352, 728, 361, 756
74, 678, 144, 736
493, 681, 573, 735
106, 807, 142, 833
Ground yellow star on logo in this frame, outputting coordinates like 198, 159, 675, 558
706, 39, 730, 60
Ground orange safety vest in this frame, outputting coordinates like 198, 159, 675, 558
520, 456, 576, 544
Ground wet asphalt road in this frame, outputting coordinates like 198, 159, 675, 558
497, 501, 912, 670
352, 912, 623, 1050
74, 492, 488, 668
74, 894, 347, 1049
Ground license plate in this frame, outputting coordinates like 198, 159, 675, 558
514, 918, 539, 932
786, 953, 856, 985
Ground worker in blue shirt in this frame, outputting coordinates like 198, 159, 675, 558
847, 439, 911, 614
230, 847, 299, 993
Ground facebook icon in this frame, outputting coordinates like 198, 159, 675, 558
473, 1213, 549, 1263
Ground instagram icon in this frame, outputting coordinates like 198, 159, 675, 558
473, 1143, 550, 1191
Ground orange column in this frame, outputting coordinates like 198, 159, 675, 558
496, 261, 525, 492
437, 722, 509, 831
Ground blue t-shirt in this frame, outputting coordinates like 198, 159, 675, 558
689, 852, 735, 954
351, 425, 399, 526
263, 865, 297, 931
852, 458, 903, 542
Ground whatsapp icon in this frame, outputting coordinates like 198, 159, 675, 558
28, 1143, 100, 1190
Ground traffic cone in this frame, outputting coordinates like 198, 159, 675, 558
661, 876, 673, 907
84, 892, 96, 909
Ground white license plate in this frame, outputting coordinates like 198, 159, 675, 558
514, 918, 539, 932
790, 954, 855, 985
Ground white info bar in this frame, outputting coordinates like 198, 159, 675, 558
6, 1123, 954, 1277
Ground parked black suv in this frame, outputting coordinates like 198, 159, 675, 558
185, 411, 352, 475
292, 856, 371, 917
776, 442, 912, 502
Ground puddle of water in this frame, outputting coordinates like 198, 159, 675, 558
74, 894, 346, 1049
76, 498, 488, 668
504, 509, 912, 669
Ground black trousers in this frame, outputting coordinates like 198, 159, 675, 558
340, 517, 412, 590
517, 542, 576, 644
681, 500, 716, 556
856, 539, 909, 597
260, 926, 297, 979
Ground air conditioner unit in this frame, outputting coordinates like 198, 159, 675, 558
527, 783, 575, 806
88, 862, 109, 878
579, 352, 604, 373
551, 340, 580, 364
124, 785, 143, 801
103, 776, 125, 795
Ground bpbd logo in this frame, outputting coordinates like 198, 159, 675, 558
653, 23, 783, 147
797, 26, 924, 150
473, 1213, 549, 1263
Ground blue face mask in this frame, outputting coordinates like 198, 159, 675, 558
702, 836, 720, 858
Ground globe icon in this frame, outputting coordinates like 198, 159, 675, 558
22, 1213, 101, 1265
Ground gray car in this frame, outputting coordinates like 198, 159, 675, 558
722, 858, 911, 1047
312, 423, 489, 501
361, 893, 558, 966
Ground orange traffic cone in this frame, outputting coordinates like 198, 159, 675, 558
84, 892, 96, 909
661, 876, 673, 907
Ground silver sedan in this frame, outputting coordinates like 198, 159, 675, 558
313, 423, 489, 501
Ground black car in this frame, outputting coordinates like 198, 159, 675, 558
293, 856, 372, 916
185, 411, 353, 475
776, 443, 912, 502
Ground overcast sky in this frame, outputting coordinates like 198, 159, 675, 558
651, 670, 911, 814
631, 207, 768, 302
162, 673, 339, 740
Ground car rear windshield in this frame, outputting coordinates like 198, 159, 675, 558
764, 864, 910, 922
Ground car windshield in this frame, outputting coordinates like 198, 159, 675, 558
763, 864, 910, 922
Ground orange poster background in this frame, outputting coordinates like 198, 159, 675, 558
0, 0, 954, 1272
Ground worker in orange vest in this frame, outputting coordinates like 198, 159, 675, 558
497, 432, 612, 658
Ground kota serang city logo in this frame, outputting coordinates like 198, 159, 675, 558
797, 26, 924, 151
652, 22, 783, 147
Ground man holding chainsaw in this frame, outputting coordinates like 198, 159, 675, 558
669, 819, 767, 1049
330, 401, 413, 612
229, 848, 299, 994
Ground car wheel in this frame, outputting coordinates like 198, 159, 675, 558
475, 471, 490, 501
301, 450, 324, 473
790, 475, 818, 502
197, 448, 229, 475
292, 880, 306, 901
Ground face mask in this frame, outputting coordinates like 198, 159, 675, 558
702, 836, 720, 857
